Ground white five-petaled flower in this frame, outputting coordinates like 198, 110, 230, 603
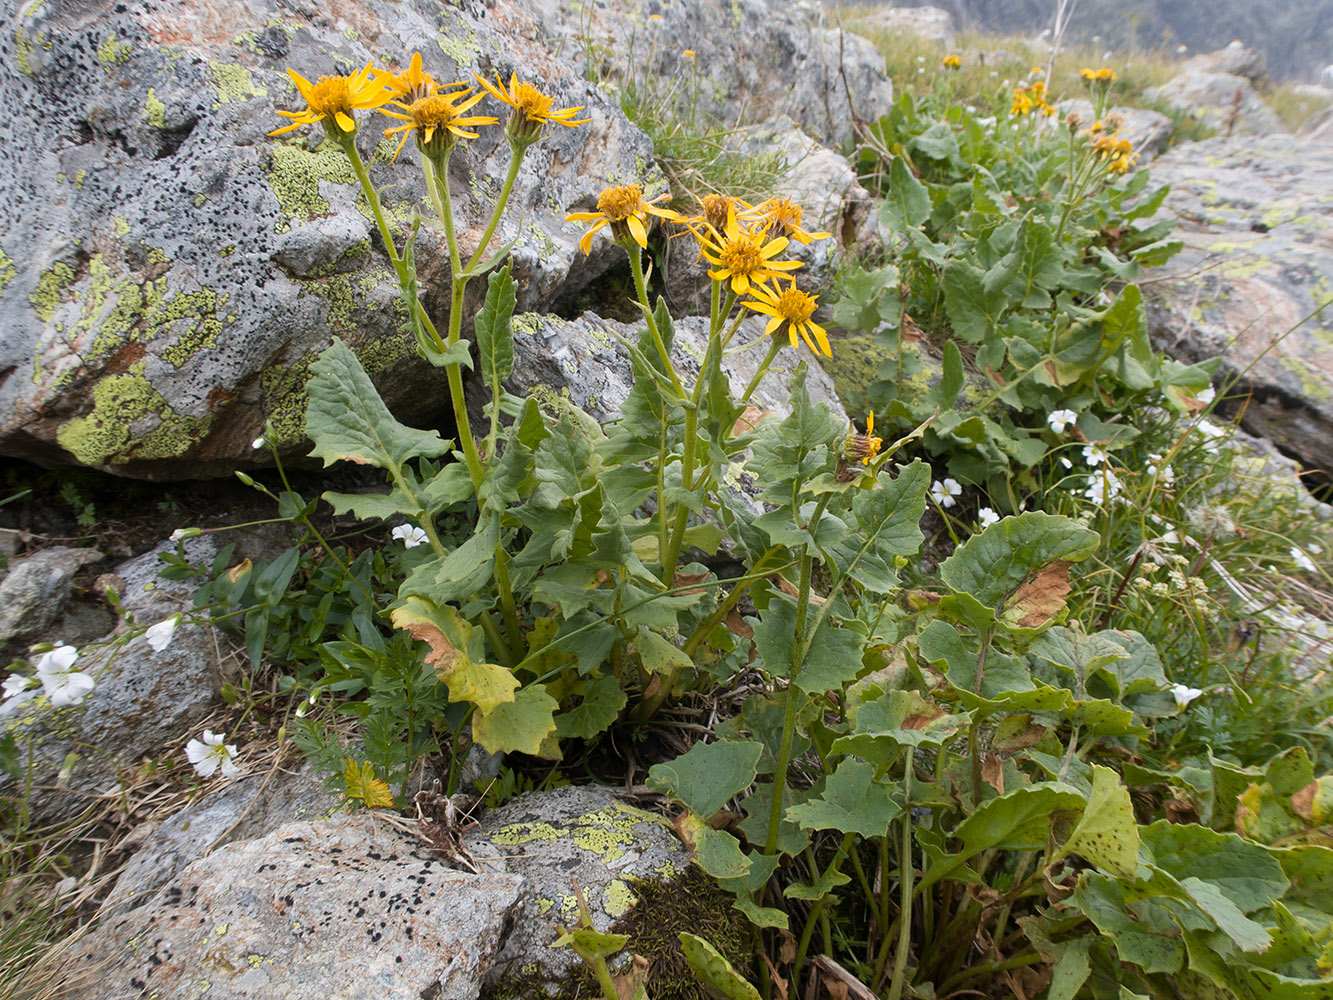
145, 615, 181, 652
1170, 683, 1204, 709
1291, 546, 1317, 573
1197, 386, 1216, 405
1146, 453, 1175, 486
977, 507, 1000, 528
931, 478, 962, 509
1082, 444, 1109, 466
1047, 409, 1079, 434
35, 645, 94, 708
391, 524, 429, 549
2, 673, 37, 702
186, 731, 240, 779
1083, 469, 1123, 505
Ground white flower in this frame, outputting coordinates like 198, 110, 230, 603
1146, 453, 1175, 486
251, 436, 266, 450
1193, 419, 1225, 441
186, 731, 240, 779
1082, 444, 1109, 466
1083, 469, 1123, 505
1310, 543, 1324, 555
35, 645, 94, 708
2, 673, 37, 701
1197, 386, 1216, 405
1170, 683, 1204, 709
931, 478, 962, 509
1291, 546, 1317, 573
1059, 457, 1073, 469
977, 508, 1000, 528
145, 615, 181, 652
391, 524, 429, 549
1047, 409, 1079, 434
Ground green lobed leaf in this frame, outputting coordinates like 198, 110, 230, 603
881, 156, 931, 231
306, 338, 452, 472
1072, 872, 1185, 975
939, 511, 1099, 609
942, 259, 1007, 343
472, 683, 558, 757
553, 674, 627, 740
1141, 819, 1290, 913
1059, 764, 1140, 878
646, 740, 763, 819
785, 758, 903, 838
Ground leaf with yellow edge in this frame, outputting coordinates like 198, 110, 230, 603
473, 684, 559, 757
391, 597, 518, 714
343, 759, 395, 809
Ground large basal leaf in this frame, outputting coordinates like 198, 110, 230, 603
881, 155, 931, 231
646, 740, 763, 819
476, 265, 515, 388
942, 259, 1007, 344
918, 619, 1071, 714
553, 674, 627, 740
831, 690, 971, 765
306, 338, 452, 471
785, 758, 903, 838
390, 596, 517, 714
427, 514, 499, 604
1072, 872, 1185, 975
1058, 764, 1140, 877
751, 600, 865, 694
939, 511, 1099, 610
1141, 819, 1290, 913
471, 683, 558, 757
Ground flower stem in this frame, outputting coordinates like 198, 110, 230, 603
465, 143, 526, 275
627, 244, 684, 397
764, 543, 814, 857
739, 338, 783, 406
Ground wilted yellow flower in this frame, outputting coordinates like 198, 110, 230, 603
1011, 80, 1052, 117
698, 206, 802, 295
383, 51, 461, 106
758, 197, 831, 246
744, 280, 829, 356
269, 62, 396, 136
842, 412, 883, 465
941, 54, 962, 70
1080, 66, 1118, 83
566, 183, 679, 254
380, 89, 497, 159
474, 72, 591, 143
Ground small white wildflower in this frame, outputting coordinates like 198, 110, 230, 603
1059, 457, 1073, 469
1291, 546, 1317, 573
251, 436, 266, 450
145, 615, 181, 652
35, 645, 94, 708
2, 673, 37, 701
391, 524, 429, 549
1082, 444, 1109, 466
1047, 408, 1079, 434
186, 731, 240, 779
1197, 386, 1216, 405
1083, 469, 1123, 505
917, 67, 925, 74
1146, 453, 1175, 486
1310, 543, 1324, 555
917, 55, 926, 62
1194, 419, 1225, 441
977, 507, 1000, 528
1170, 683, 1204, 709
931, 478, 962, 509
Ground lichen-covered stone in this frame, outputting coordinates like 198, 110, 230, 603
0, 545, 104, 644
1145, 70, 1285, 137
64, 814, 527, 1000
0, 0, 656, 478
1142, 134, 1333, 473
471, 785, 695, 993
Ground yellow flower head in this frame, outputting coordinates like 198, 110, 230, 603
689, 193, 755, 233
1080, 66, 1118, 84
380, 89, 497, 160
682, 49, 697, 59
842, 412, 883, 466
942, 54, 962, 70
566, 183, 679, 254
743, 279, 829, 357
1011, 88, 1034, 116
474, 72, 591, 144
1108, 151, 1138, 175
699, 206, 803, 295
758, 197, 831, 246
269, 62, 397, 136
383, 51, 462, 106
1010, 80, 1051, 118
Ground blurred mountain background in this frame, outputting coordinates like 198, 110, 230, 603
875, 0, 1333, 79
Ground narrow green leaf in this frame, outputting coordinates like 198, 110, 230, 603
476, 265, 516, 388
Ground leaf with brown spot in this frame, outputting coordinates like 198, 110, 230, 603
905, 589, 944, 611
1004, 561, 1073, 629
612, 954, 650, 1000
981, 751, 1005, 794
734, 406, 771, 436
674, 571, 711, 596
1291, 781, 1319, 823
227, 558, 252, 584
390, 597, 518, 713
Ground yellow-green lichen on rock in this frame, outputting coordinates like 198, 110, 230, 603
261, 356, 314, 449
144, 87, 167, 128
206, 61, 268, 109
0, 247, 16, 297
56, 363, 213, 466
266, 140, 357, 233
28, 261, 79, 322
488, 802, 669, 865
96, 35, 131, 67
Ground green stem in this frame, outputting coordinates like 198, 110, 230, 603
886, 761, 915, 1000
627, 244, 684, 397
465, 144, 526, 275
339, 132, 402, 265
492, 549, 523, 663
764, 545, 814, 857
739, 338, 783, 407
792, 834, 854, 982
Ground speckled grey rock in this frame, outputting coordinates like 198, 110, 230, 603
0, 536, 223, 818
846, 6, 956, 49
471, 784, 693, 992
1142, 135, 1333, 472
1181, 45, 1268, 85
101, 762, 343, 919
0, 545, 103, 644
1145, 70, 1285, 137
65, 813, 527, 1000
504, 309, 848, 427
1056, 100, 1175, 159
528, 0, 893, 149
0, 0, 656, 479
